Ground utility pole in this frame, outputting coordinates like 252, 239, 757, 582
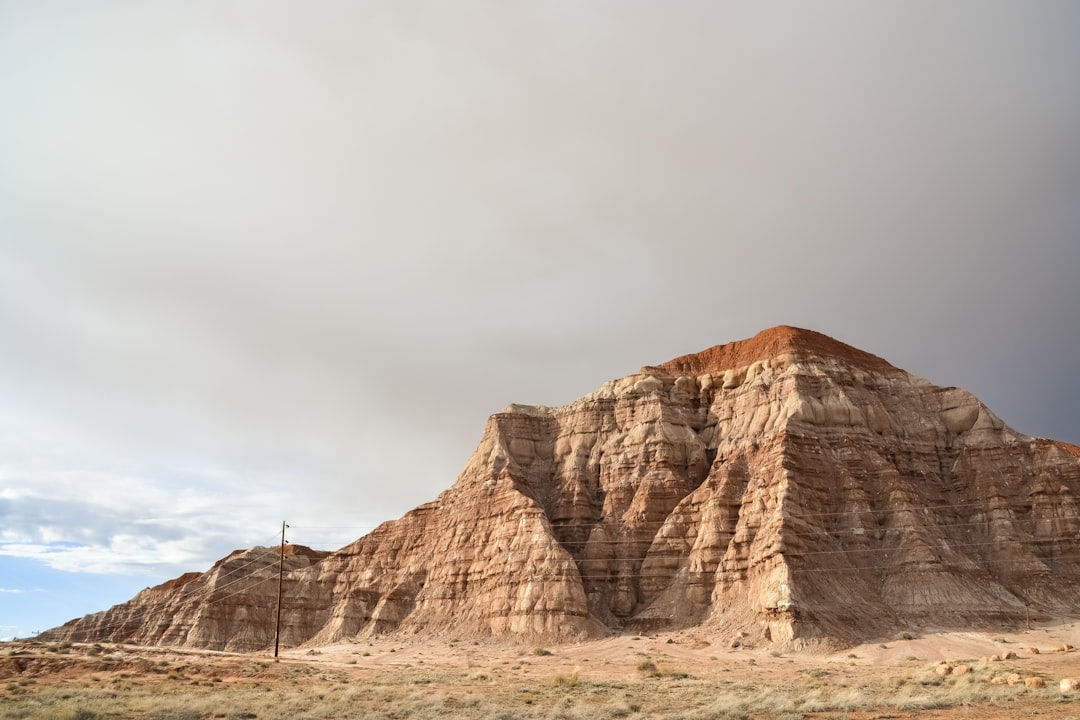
274, 521, 288, 658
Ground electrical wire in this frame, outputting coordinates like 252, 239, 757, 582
45, 532, 293, 640
40, 504, 1080, 642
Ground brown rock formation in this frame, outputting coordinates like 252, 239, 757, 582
43, 545, 328, 652
42, 326, 1080, 649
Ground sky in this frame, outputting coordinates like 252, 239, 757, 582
1, 1, 1079, 641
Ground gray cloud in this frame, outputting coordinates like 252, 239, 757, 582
0, 1, 1078, 583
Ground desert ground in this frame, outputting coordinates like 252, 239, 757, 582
4, 622, 1080, 719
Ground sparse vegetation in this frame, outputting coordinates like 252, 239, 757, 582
0, 666, 1068, 720
0, 633, 1075, 720
636, 659, 657, 674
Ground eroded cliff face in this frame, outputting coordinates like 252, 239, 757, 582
43, 545, 329, 652
42, 326, 1080, 649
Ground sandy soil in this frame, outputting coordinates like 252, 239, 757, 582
4, 622, 1080, 719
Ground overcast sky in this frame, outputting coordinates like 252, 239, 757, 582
2, 1, 1079, 640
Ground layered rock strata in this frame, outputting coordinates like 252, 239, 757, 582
43, 545, 328, 652
43, 326, 1080, 649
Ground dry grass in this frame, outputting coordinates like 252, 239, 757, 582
3, 633, 1080, 720
2, 665, 1072, 720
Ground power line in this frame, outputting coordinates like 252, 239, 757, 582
40, 507, 1080, 644
44, 532, 296, 640
274, 521, 287, 658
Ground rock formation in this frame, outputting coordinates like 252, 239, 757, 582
42, 326, 1080, 649
42, 545, 329, 652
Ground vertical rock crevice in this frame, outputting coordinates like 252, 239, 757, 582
39, 326, 1080, 650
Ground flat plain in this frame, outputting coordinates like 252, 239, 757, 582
4, 622, 1080, 719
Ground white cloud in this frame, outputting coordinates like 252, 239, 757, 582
1, 541, 182, 576
0, 0, 1077, 593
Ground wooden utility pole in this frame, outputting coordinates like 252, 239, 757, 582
274, 521, 287, 658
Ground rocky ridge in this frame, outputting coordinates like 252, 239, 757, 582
42, 326, 1080, 650
43, 545, 329, 652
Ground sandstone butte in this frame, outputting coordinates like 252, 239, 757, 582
41, 326, 1080, 652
